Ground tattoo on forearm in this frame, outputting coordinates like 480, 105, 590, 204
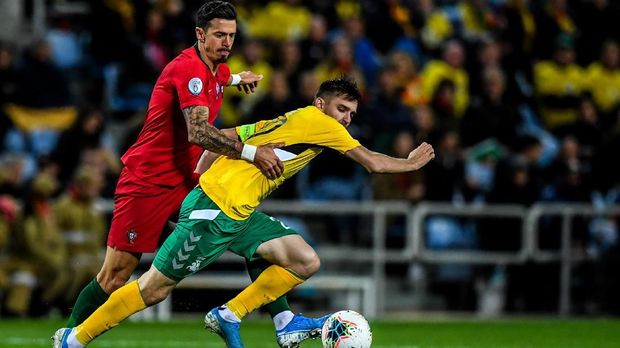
183, 106, 241, 158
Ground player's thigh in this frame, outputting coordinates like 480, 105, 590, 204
108, 180, 189, 253
228, 212, 308, 265
153, 188, 243, 282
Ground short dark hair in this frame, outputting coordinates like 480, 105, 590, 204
316, 77, 361, 104
195, 1, 236, 29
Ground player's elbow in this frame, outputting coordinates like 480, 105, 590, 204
187, 134, 200, 146
366, 161, 386, 174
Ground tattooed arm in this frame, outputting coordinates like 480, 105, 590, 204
183, 106, 285, 179
183, 106, 243, 158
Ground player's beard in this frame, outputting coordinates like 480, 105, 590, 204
216, 49, 230, 63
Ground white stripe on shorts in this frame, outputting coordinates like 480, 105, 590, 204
188, 209, 221, 220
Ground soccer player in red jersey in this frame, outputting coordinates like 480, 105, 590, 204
65, 0, 286, 330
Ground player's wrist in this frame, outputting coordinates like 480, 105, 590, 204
230, 73, 242, 86
241, 144, 257, 162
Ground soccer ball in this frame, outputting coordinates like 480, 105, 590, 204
321, 310, 372, 348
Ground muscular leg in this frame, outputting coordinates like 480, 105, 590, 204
66, 247, 141, 326
254, 235, 320, 278
69, 266, 177, 346
225, 235, 320, 320
96, 247, 141, 294
246, 259, 292, 317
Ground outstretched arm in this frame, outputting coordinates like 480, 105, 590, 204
183, 106, 283, 179
345, 142, 435, 173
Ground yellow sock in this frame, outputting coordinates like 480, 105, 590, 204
75, 280, 146, 345
226, 265, 304, 320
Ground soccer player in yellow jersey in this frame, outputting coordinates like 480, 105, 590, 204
53, 78, 435, 348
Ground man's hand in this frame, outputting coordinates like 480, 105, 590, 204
236, 71, 263, 94
407, 142, 435, 170
254, 142, 285, 179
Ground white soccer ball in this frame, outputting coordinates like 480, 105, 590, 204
321, 310, 372, 348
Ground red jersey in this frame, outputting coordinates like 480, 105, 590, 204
121, 46, 231, 187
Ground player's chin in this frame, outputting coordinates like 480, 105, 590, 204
216, 52, 230, 63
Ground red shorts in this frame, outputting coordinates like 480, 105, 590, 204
107, 167, 196, 253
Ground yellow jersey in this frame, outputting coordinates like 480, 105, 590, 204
199, 106, 361, 220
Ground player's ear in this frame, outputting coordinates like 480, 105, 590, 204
195, 27, 206, 43
314, 97, 325, 111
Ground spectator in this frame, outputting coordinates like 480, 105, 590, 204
0, 154, 27, 198
573, 0, 620, 65
533, 34, 586, 130
490, 135, 543, 206
389, 51, 426, 109
359, 67, 412, 151
500, 0, 536, 70
423, 129, 465, 202
5, 39, 76, 133
542, 136, 591, 203
0, 194, 19, 291
532, 0, 576, 60
460, 66, 521, 150
51, 105, 105, 188
221, 38, 273, 127
554, 96, 603, 158
0, 43, 17, 146
430, 79, 459, 131
421, 40, 469, 117
247, 70, 298, 124
298, 14, 330, 70
248, 0, 311, 41
339, 16, 382, 86
372, 131, 425, 202
3, 173, 68, 316
314, 36, 366, 95
273, 40, 303, 93
585, 40, 620, 124
54, 166, 106, 305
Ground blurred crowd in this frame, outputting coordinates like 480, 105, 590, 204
1, 0, 620, 316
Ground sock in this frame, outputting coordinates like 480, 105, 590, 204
246, 259, 292, 318
226, 265, 304, 320
218, 305, 241, 323
66, 329, 84, 348
75, 280, 146, 345
273, 310, 295, 331
67, 278, 110, 327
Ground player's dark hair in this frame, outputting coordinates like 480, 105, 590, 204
316, 77, 361, 104
195, 1, 237, 29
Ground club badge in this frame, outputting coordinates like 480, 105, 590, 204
188, 77, 203, 96
127, 229, 137, 244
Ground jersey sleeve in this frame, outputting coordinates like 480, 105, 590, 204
304, 113, 361, 153
236, 115, 288, 142
219, 64, 232, 87
169, 59, 210, 110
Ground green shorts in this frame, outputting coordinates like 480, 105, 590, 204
153, 187, 298, 281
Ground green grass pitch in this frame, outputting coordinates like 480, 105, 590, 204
1, 317, 619, 348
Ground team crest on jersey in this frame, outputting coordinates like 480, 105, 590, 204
188, 77, 203, 96
215, 82, 224, 98
127, 229, 137, 244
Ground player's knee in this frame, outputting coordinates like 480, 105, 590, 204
294, 249, 320, 278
